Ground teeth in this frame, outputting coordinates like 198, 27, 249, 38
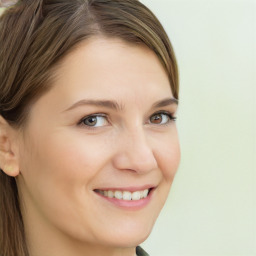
98, 189, 150, 200
114, 191, 122, 200
142, 189, 148, 198
123, 191, 132, 200
132, 191, 141, 200
107, 191, 114, 198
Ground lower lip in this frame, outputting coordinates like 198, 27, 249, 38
94, 189, 154, 210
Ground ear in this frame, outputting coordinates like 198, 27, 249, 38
0, 115, 20, 177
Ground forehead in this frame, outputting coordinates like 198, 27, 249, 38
30, 37, 173, 118
55, 37, 171, 95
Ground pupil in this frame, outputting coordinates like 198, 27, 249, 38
85, 116, 97, 126
151, 114, 162, 124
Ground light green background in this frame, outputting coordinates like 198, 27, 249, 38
1, 1, 255, 255
140, 0, 256, 255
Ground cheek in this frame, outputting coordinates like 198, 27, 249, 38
37, 131, 109, 184
18, 130, 111, 229
18, 130, 107, 203
156, 130, 181, 181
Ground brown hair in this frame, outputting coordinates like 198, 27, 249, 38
0, 0, 179, 255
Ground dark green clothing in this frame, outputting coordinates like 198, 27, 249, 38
136, 246, 149, 256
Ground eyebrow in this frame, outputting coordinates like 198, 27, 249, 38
63, 97, 178, 112
63, 99, 124, 112
152, 97, 179, 108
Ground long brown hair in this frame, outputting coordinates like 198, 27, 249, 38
0, 1, 179, 255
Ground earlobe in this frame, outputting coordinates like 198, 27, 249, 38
2, 163, 20, 177
0, 115, 20, 177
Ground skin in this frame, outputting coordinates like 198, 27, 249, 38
0, 37, 180, 256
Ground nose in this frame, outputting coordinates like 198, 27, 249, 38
112, 127, 158, 174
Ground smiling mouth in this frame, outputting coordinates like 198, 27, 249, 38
94, 188, 153, 201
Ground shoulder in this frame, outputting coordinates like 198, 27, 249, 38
136, 246, 150, 256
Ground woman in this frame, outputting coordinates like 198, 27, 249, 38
0, 0, 180, 255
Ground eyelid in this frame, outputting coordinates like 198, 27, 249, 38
151, 110, 177, 120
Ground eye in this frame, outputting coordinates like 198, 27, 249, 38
149, 111, 176, 125
79, 114, 109, 128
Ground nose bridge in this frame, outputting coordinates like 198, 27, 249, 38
113, 126, 158, 173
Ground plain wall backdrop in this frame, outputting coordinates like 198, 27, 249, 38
1, 1, 255, 255
140, 0, 256, 255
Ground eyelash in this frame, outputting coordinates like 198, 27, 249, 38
77, 111, 177, 130
152, 111, 177, 124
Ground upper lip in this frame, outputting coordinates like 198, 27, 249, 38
94, 185, 156, 192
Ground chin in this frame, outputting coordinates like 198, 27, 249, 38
103, 232, 151, 248
99, 219, 155, 248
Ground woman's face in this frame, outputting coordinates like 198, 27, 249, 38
16, 37, 180, 253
